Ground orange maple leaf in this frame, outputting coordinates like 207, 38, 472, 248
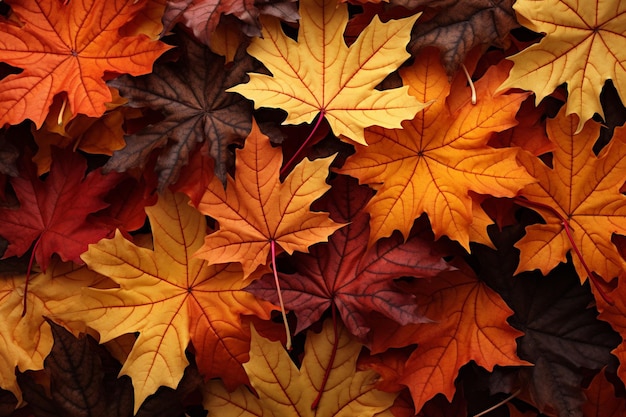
194, 120, 344, 278
338, 49, 534, 249
369, 263, 528, 413
228, 0, 426, 145
497, 1, 626, 133
514, 107, 626, 283
32, 89, 133, 175
57, 190, 277, 413
0, 0, 171, 127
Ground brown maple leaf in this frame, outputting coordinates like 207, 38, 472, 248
0, 0, 171, 127
408, 0, 519, 76
194, 119, 344, 278
163, 0, 298, 44
106, 32, 259, 189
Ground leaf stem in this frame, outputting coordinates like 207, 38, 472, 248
472, 389, 520, 417
514, 197, 614, 305
22, 237, 42, 316
280, 110, 326, 178
270, 239, 292, 350
311, 303, 339, 410
461, 64, 476, 105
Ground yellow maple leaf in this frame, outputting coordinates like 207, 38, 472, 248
203, 319, 397, 417
57, 190, 277, 413
228, 0, 426, 145
0, 260, 106, 402
497, 0, 626, 133
515, 107, 626, 283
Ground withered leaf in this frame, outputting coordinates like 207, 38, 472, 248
476, 225, 621, 417
408, 0, 519, 76
0, 131, 18, 178
106, 32, 259, 189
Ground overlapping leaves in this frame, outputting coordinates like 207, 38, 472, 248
2, 0, 626, 416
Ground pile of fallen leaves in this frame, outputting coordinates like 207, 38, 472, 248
1, 0, 626, 416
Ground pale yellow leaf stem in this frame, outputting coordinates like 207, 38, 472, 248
461, 64, 477, 105
271, 239, 292, 350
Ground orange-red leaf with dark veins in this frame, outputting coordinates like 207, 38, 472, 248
0, 148, 123, 271
0, 0, 171, 127
246, 175, 452, 340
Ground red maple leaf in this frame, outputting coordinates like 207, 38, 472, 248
0, 148, 122, 271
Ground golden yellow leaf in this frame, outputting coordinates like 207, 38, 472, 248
228, 0, 426, 145
497, 0, 626, 133
203, 319, 397, 417
57, 190, 276, 413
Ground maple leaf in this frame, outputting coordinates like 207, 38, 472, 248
163, 0, 298, 44
246, 175, 452, 340
228, 0, 426, 145
32, 90, 130, 175
582, 370, 626, 417
17, 320, 204, 417
514, 107, 626, 283
369, 262, 528, 413
0, 0, 172, 128
0, 148, 123, 271
106, 33, 259, 189
408, 0, 519, 76
497, 0, 626, 133
0, 260, 106, 403
195, 119, 344, 278
338, 49, 533, 249
476, 225, 621, 417
57, 190, 276, 412
203, 319, 398, 417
